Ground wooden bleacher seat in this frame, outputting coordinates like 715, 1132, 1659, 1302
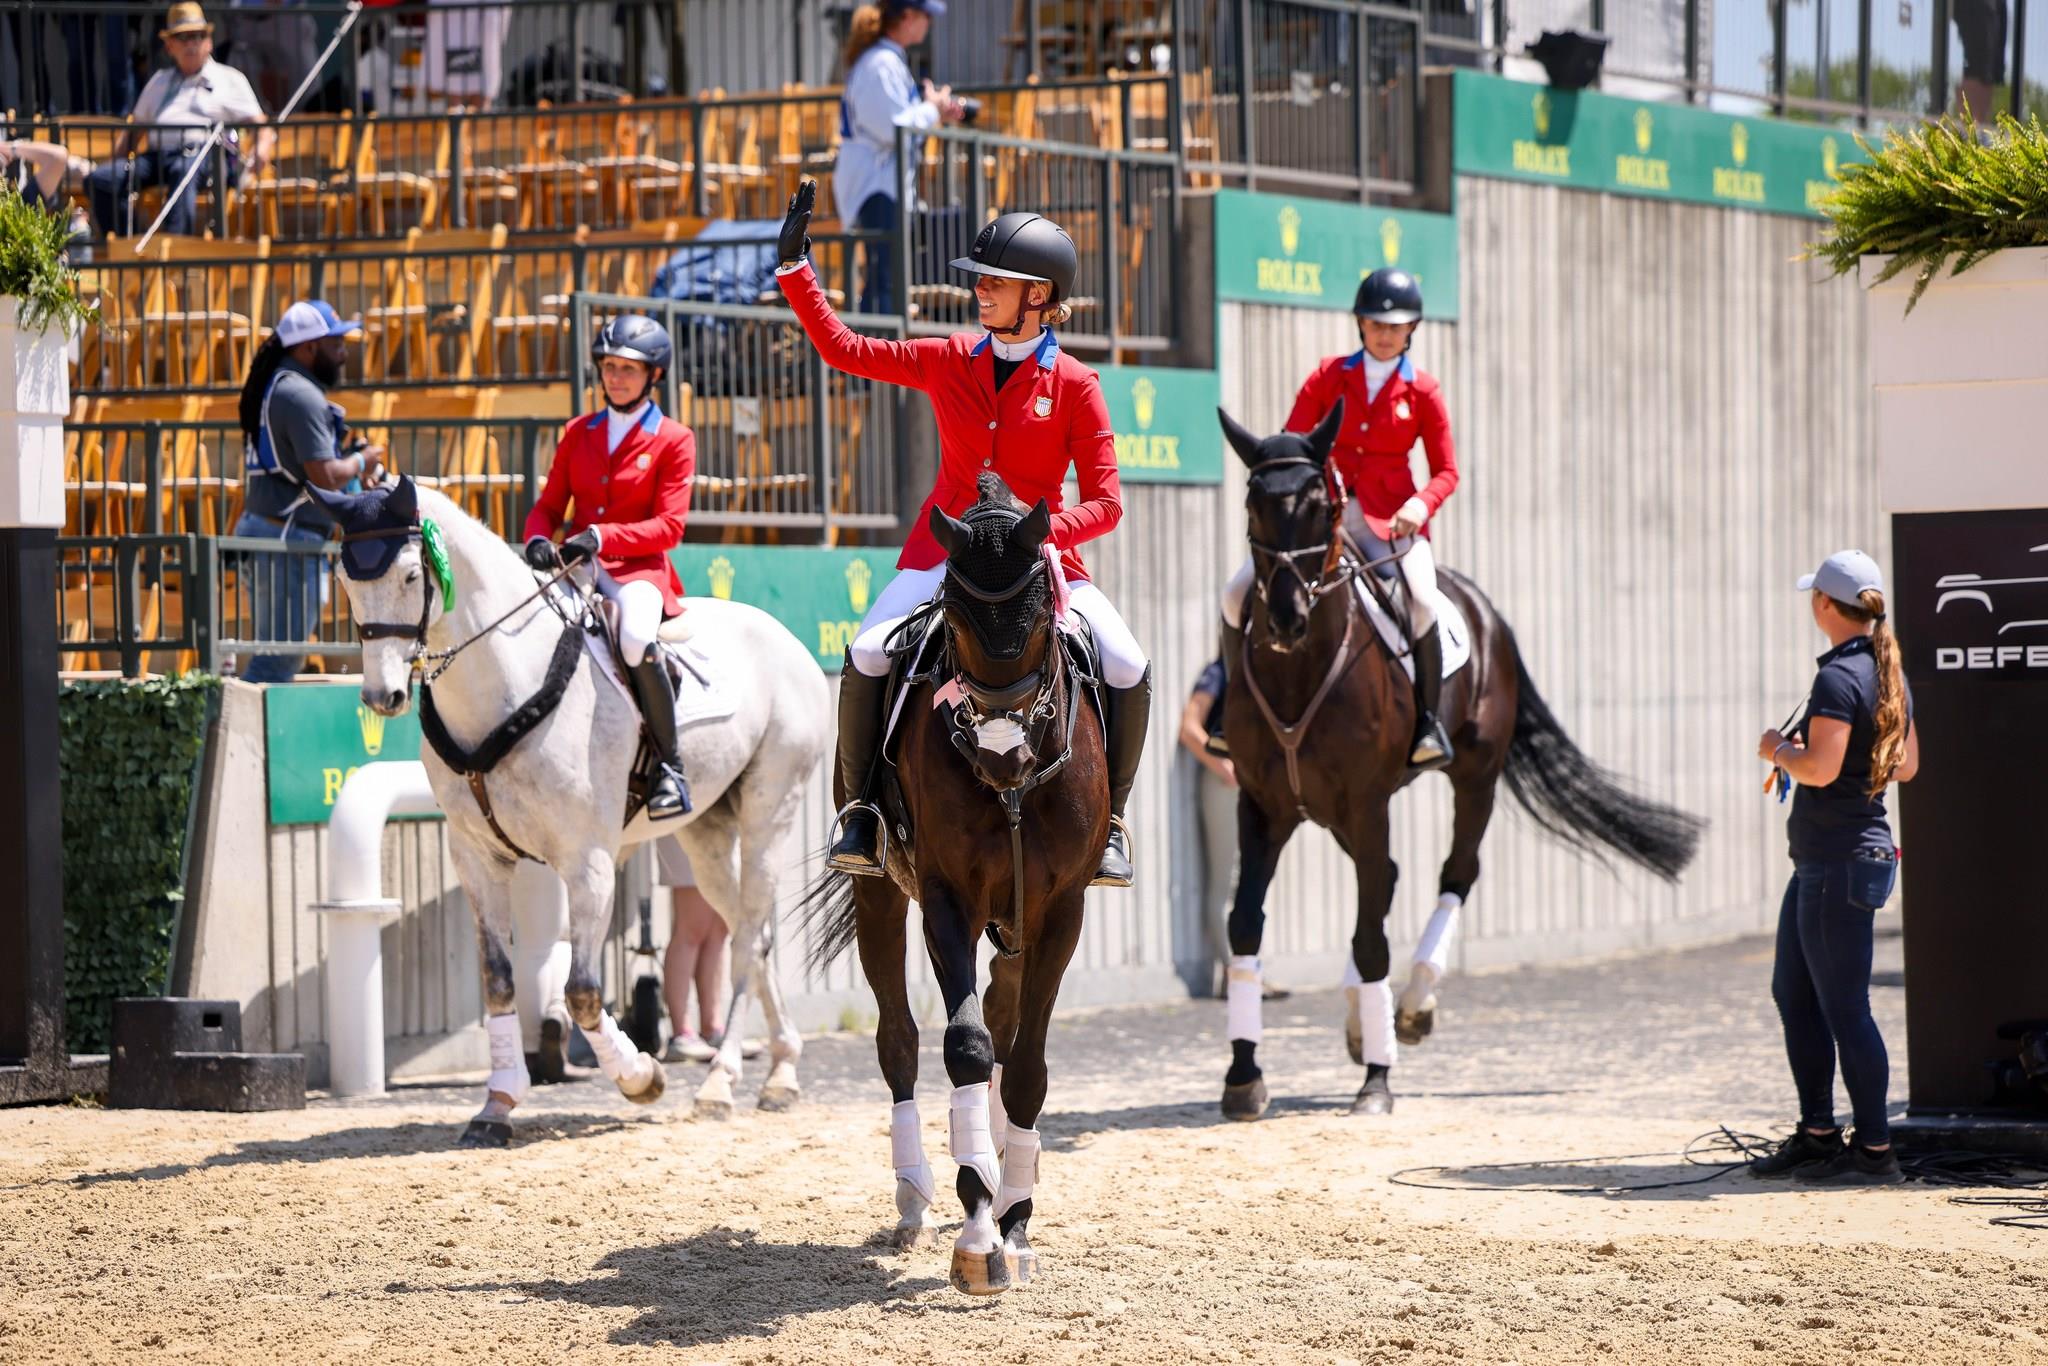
347, 113, 450, 237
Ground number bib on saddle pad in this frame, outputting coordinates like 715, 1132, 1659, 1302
1355, 578, 1472, 682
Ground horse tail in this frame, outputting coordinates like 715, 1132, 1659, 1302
796, 860, 860, 974
1501, 641, 1705, 883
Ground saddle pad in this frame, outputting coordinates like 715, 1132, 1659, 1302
585, 633, 739, 729
1356, 579, 1472, 683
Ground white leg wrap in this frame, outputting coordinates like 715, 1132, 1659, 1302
584, 1010, 642, 1082
948, 1082, 1001, 1197
1226, 955, 1263, 1043
890, 1098, 936, 1205
1355, 977, 1397, 1068
992, 1124, 1040, 1221
988, 1063, 1008, 1150
485, 1012, 530, 1105
1220, 557, 1253, 629
1414, 893, 1462, 977
1339, 955, 1363, 988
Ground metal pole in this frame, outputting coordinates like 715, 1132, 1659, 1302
1102, 155, 1121, 355
1856, 0, 1873, 123
1026, 0, 1044, 79
1684, 0, 1701, 103
451, 111, 468, 227
1237, 0, 1256, 190
571, 1, 587, 103
144, 422, 164, 534
893, 127, 912, 323
0, 529, 67, 1092
2013, 0, 2029, 121
813, 347, 832, 543
690, 99, 708, 217
193, 534, 218, 674
1772, 0, 1790, 115
1931, 0, 1951, 116
1354, 8, 1370, 204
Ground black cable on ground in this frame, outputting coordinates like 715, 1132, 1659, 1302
1388, 1126, 1776, 1195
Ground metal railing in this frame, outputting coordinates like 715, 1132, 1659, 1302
570, 291, 907, 537
900, 126, 1180, 353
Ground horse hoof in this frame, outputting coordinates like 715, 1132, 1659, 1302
1221, 1077, 1269, 1121
891, 1220, 932, 1251
1003, 1236, 1038, 1286
530, 1017, 568, 1085
1351, 1082, 1395, 1117
693, 1096, 734, 1122
950, 1245, 1012, 1297
457, 1119, 512, 1149
757, 1084, 800, 1113
1395, 1004, 1436, 1047
621, 1056, 666, 1106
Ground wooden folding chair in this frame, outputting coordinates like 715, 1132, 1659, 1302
347, 114, 449, 236
247, 116, 354, 240
152, 235, 273, 390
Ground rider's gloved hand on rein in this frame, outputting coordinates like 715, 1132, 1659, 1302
779, 179, 815, 266
559, 528, 602, 565
523, 536, 559, 572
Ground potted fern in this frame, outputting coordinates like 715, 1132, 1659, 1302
1811, 114, 2048, 512
0, 192, 95, 528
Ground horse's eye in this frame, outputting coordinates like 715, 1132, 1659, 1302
404, 568, 421, 584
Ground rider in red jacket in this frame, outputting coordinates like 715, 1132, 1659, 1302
1221, 268, 1460, 770
776, 180, 1151, 887
524, 314, 696, 817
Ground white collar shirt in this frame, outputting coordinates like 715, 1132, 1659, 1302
129, 59, 266, 153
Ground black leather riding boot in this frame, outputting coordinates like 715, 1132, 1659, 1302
629, 653, 693, 818
1408, 623, 1453, 772
1092, 666, 1152, 888
828, 663, 890, 875
1212, 621, 1243, 757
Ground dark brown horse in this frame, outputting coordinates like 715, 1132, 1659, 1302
803, 474, 1107, 1297
1215, 404, 1702, 1119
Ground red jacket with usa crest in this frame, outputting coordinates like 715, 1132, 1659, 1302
523, 403, 694, 614
1284, 350, 1458, 538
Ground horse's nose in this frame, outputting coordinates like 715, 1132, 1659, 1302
361, 688, 407, 715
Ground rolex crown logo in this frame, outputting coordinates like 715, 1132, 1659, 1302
1379, 216, 1402, 266
845, 558, 872, 616
1634, 107, 1653, 153
1532, 90, 1551, 138
1132, 376, 1157, 430
1731, 123, 1749, 166
1277, 204, 1301, 257
1822, 135, 1839, 179
707, 554, 737, 600
357, 702, 387, 757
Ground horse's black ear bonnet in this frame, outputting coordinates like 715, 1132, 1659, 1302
937, 474, 1053, 661
309, 475, 421, 579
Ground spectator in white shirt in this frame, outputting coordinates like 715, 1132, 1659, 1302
835, 0, 966, 315
86, 3, 274, 238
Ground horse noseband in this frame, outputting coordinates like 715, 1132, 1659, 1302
1245, 456, 1353, 605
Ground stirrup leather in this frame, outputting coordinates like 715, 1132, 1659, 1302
827, 799, 889, 876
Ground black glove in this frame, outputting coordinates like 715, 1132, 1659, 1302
523, 536, 558, 571
559, 528, 601, 565
779, 179, 815, 265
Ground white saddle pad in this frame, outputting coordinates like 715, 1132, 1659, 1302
1355, 578, 1472, 682
585, 633, 738, 729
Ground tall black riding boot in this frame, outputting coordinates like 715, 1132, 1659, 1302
1092, 666, 1153, 888
1211, 620, 1243, 758
629, 653, 693, 818
1408, 623, 1453, 772
828, 663, 891, 875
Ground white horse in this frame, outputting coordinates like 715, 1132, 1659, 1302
314, 475, 830, 1143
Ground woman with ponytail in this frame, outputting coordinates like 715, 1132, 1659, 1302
1750, 549, 1921, 1187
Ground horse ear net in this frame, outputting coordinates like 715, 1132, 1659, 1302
1216, 406, 1265, 468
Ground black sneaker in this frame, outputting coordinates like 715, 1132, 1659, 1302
1794, 1141, 1904, 1187
1749, 1127, 1844, 1179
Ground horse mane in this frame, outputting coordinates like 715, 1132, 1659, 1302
971, 471, 1027, 516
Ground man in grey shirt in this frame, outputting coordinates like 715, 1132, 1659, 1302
233, 298, 382, 684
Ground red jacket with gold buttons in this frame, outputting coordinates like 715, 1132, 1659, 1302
1284, 351, 1457, 537
523, 404, 694, 614
778, 261, 1121, 579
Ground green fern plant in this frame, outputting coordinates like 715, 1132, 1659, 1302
1808, 112, 2048, 313
0, 191, 97, 335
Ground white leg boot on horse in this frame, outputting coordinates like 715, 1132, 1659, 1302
1221, 954, 1268, 1120
993, 1123, 1041, 1284
1399, 891, 1461, 1044
510, 861, 572, 1084
452, 851, 531, 1148
948, 1079, 1008, 1295
1352, 977, 1398, 1115
565, 856, 664, 1106
988, 1062, 1008, 1157
889, 1099, 937, 1249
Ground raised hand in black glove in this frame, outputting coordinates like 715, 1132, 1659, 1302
779, 179, 816, 265
523, 536, 559, 571
559, 528, 602, 565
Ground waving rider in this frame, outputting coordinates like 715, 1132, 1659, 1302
775, 179, 1152, 888
1219, 268, 1460, 771
524, 315, 696, 819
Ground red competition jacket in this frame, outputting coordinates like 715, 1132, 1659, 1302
1283, 351, 1457, 537
778, 261, 1121, 579
523, 404, 694, 614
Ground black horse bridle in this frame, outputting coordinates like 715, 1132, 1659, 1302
1244, 456, 1363, 607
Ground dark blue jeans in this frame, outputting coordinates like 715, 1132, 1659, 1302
1771, 854, 1898, 1145
854, 191, 897, 317
86, 149, 218, 238
232, 510, 327, 685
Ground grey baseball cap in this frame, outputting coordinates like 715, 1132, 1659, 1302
1797, 549, 1885, 606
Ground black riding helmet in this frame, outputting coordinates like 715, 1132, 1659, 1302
951, 212, 1078, 305
1354, 268, 1423, 324
591, 313, 671, 410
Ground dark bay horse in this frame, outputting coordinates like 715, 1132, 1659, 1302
803, 474, 1107, 1297
1216, 404, 1703, 1119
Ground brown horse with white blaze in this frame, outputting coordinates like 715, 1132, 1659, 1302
802, 474, 1109, 1297
1216, 403, 1704, 1119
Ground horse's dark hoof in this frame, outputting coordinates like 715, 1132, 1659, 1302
530, 1018, 567, 1085
1351, 1079, 1395, 1117
457, 1119, 512, 1148
950, 1245, 1012, 1297
1395, 1006, 1435, 1047
1221, 1077, 1269, 1121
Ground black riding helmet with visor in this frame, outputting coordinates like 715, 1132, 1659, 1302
1354, 267, 1423, 356
590, 313, 672, 411
951, 212, 1078, 339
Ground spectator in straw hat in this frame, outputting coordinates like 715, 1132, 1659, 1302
85, 3, 273, 238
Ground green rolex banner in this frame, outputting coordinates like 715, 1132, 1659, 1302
1452, 70, 1859, 218
1094, 365, 1223, 484
672, 543, 902, 671
265, 684, 429, 826
1214, 190, 1460, 319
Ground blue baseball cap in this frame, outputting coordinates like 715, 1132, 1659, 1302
885, 0, 945, 14
1797, 549, 1885, 607
275, 299, 362, 348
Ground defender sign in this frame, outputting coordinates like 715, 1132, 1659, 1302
1214, 190, 1460, 319
265, 684, 429, 826
1895, 510, 2048, 678
1095, 365, 1223, 484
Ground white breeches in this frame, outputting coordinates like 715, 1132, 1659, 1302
600, 574, 667, 667
1220, 504, 1437, 636
849, 564, 1149, 689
